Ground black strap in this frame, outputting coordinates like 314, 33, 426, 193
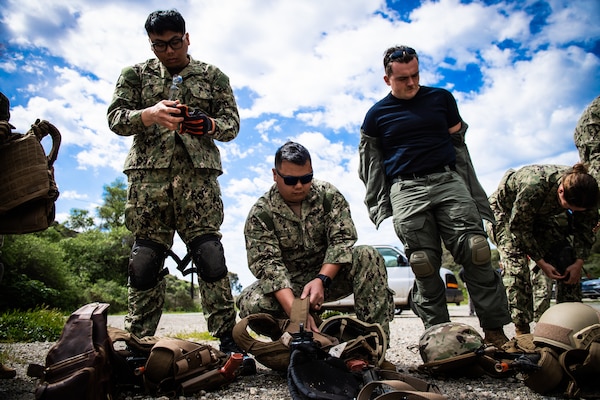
166, 249, 196, 299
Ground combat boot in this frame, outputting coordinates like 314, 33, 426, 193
219, 331, 257, 376
514, 323, 530, 336
0, 363, 16, 379
483, 328, 509, 349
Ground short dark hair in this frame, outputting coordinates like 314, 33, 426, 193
145, 9, 186, 36
383, 45, 418, 75
274, 141, 311, 168
562, 163, 599, 209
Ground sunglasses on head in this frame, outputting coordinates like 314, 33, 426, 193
275, 169, 313, 185
388, 47, 417, 62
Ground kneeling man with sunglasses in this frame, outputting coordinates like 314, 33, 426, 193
237, 141, 395, 345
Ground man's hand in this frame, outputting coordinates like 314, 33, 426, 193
538, 259, 565, 281
177, 105, 214, 135
562, 261, 583, 285
141, 100, 183, 130
301, 279, 325, 313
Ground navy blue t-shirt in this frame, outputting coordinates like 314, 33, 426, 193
361, 86, 461, 179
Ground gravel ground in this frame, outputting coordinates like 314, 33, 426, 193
0, 305, 597, 400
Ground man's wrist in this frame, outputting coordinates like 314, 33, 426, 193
317, 274, 332, 288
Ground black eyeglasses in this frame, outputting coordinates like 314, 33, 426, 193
388, 47, 417, 62
275, 169, 313, 186
151, 35, 186, 53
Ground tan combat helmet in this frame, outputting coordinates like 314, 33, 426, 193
533, 302, 600, 351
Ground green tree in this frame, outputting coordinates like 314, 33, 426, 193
0, 230, 81, 311
65, 208, 95, 232
60, 227, 131, 285
97, 178, 127, 231
164, 275, 200, 312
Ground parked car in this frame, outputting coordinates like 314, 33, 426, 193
322, 245, 464, 314
581, 278, 600, 299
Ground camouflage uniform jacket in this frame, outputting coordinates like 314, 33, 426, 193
488, 164, 598, 262
574, 95, 600, 180
244, 180, 357, 294
107, 56, 239, 173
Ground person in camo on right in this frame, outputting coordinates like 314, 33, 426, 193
574, 95, 600, 235
574, 95, 600, 182
487, 163, 599, 336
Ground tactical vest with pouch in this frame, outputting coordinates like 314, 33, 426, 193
0, 119, 61, 234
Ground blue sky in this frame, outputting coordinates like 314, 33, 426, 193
1, 0, 599, 287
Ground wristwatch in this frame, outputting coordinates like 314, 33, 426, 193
317, 274, 332, 288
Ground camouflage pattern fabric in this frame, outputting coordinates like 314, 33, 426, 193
528, 258, 552, 321
419, 322, 484, 363
107, 57, 239, 172
236, 180, 395, 342
122, 142, 236, 339
107, 57, 239, 339
574, 95, 600, 182
488, 165, 597, 326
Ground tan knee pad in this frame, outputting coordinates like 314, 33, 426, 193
469, 235, 491, 265
410, 251, 435, 278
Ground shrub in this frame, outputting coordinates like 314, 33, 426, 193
0, 307, 66, 342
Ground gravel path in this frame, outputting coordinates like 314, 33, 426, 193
0, 304, 597, 400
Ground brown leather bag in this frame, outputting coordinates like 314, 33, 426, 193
27, 303, 114, 400
0, 119, 60, 234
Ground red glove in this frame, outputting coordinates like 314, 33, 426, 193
177, 105, 214, 135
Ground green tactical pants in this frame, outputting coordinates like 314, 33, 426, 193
390, 170, 511, 330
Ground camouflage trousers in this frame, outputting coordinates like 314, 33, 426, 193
123, 142, 236, 338
236, 245, 395, 344
488, 221, 581, 327
124, 274, 236, 338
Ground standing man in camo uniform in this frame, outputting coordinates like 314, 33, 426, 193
488, 163, 598, 336
237, 142, 395, 342
574, 95, 600, 182
107, 9, 242, 354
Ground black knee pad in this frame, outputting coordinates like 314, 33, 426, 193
190, 235, 228, 283
128, 239, 168, 290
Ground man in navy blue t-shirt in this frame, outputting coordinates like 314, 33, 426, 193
359, 46, 511, 348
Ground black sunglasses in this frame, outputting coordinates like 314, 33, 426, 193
275, 169, 313, 186
388, 47, 417, 62
151, 35, 186, 53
